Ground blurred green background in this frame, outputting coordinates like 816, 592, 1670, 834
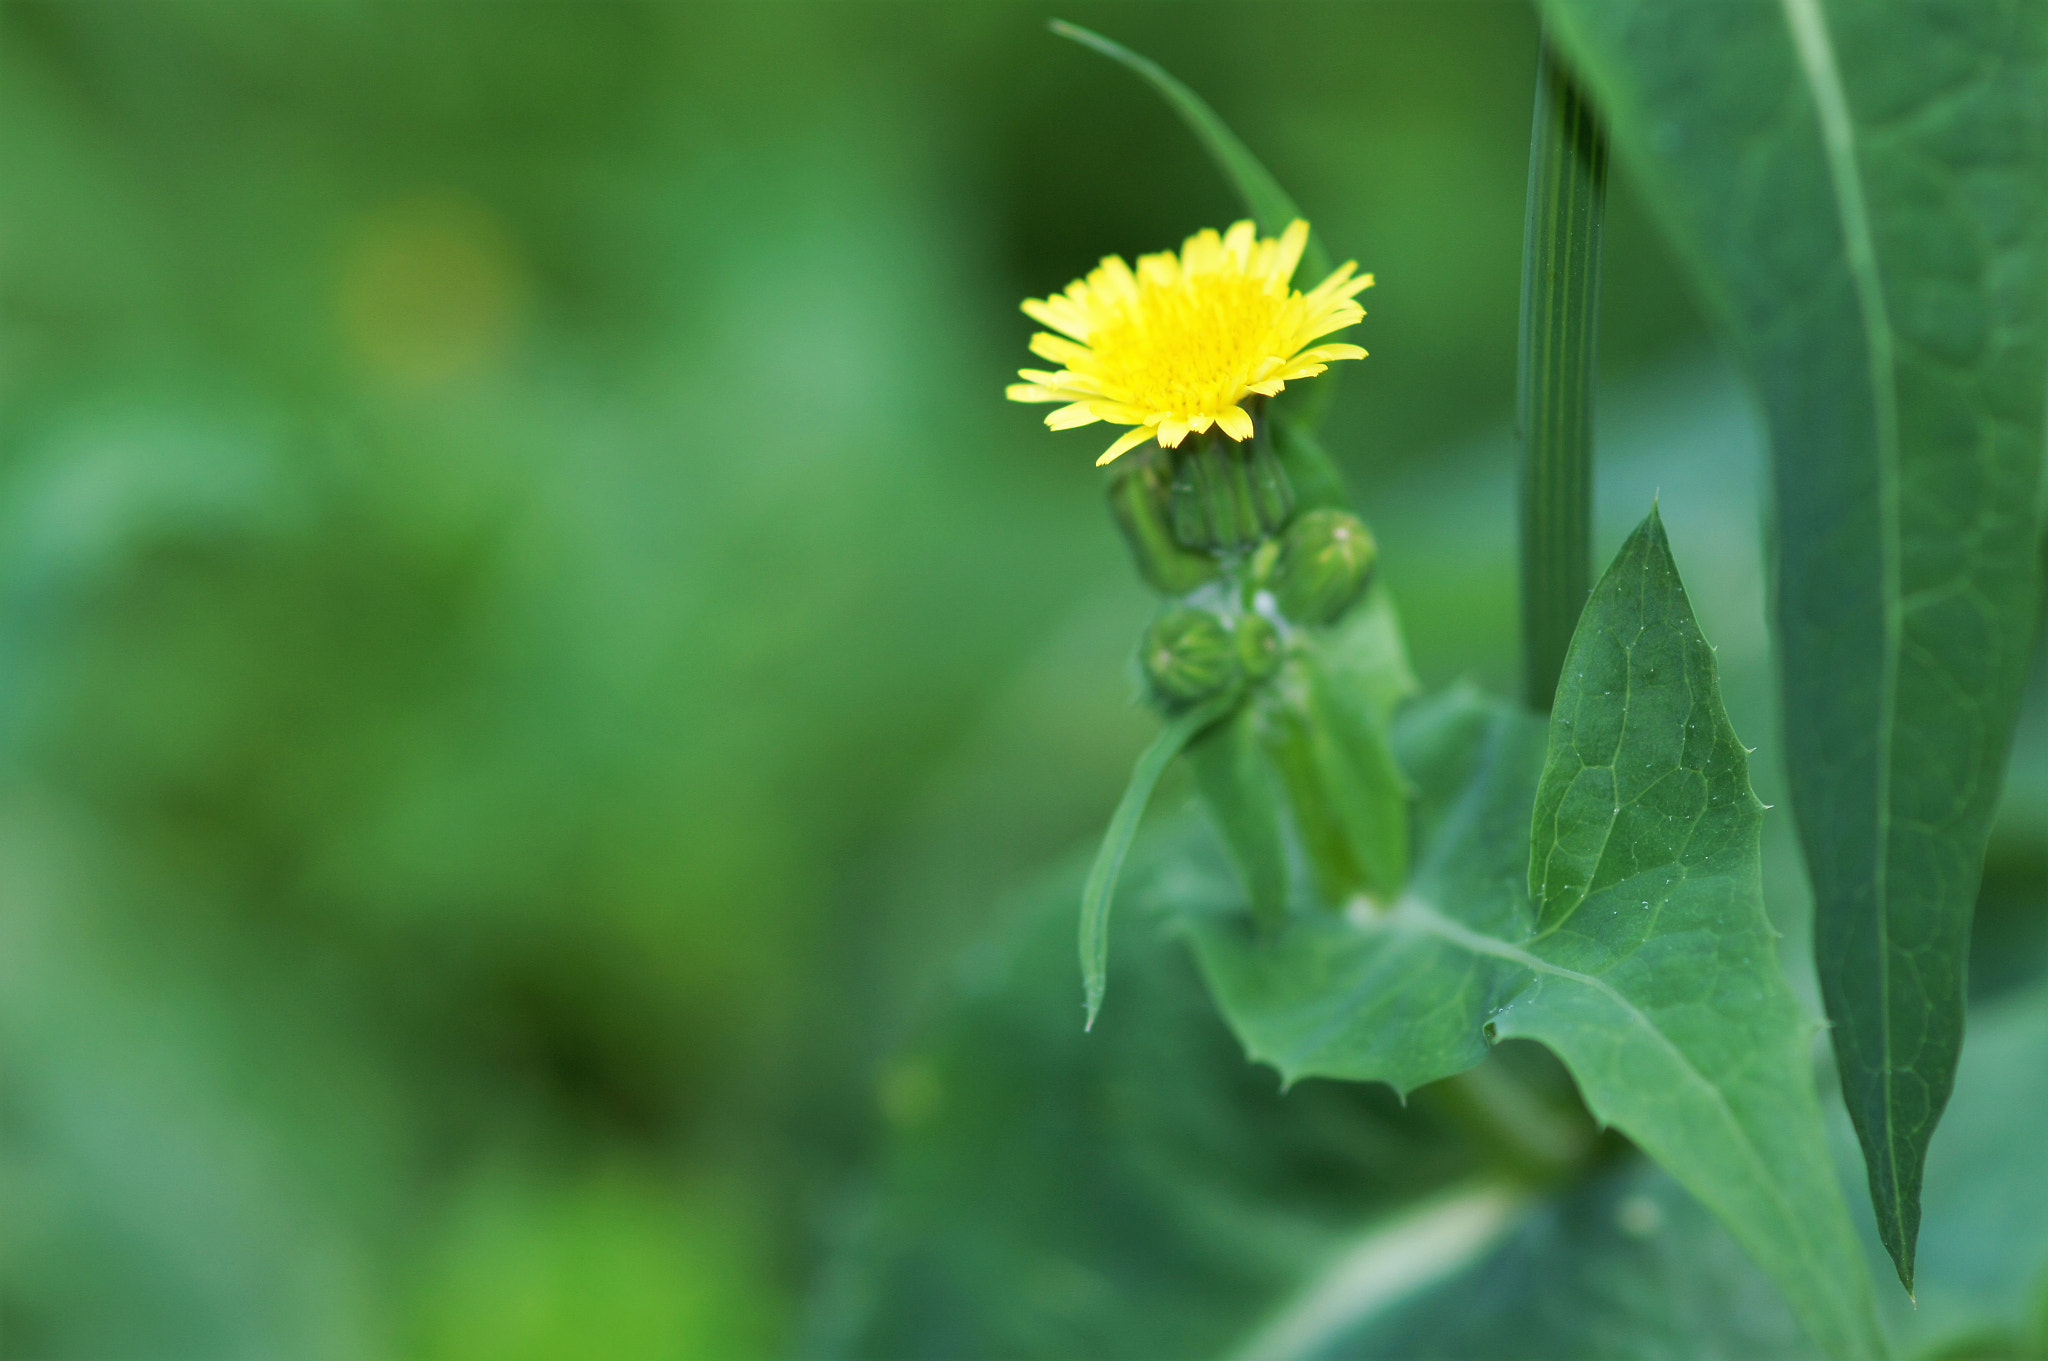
0, 3, 1736, 1355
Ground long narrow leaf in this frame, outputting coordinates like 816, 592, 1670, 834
1516, 38, 1606, 712
1081, 688, 1240, 1028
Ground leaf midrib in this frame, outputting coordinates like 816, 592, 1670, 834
1532, 535, 1655, 938
1374, 892, 1832, 1330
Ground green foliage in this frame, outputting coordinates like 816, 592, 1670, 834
1082, 686, 1242, 1029
1186, 585, 1416, 934
1184, 513, 1883, 1359
813, 821, 1820, 1360
1543, 0, 2048, 1288
1516, 40, 1606, 712
15, 2, 2048, 1355
1047, 20, 1334, 289
1880, 975, 2048, 1356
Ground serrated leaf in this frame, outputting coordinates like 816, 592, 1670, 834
1180, 511, 1885, 1360
808, 833, 1496, 1361
811, 817, 1823, 1361
1540, 0, 2048, 1289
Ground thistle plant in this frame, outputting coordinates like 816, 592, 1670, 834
827, 11, 2048, 1360
1008, 218, 1410, 1029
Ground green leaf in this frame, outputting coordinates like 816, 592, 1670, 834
812, 824, 1817, 1360
1189, 703, 1294, 933
1853, 973, 2048, 1355
1275, 1159, 1811, 1361
1081, 686, 1240, 1029
1181, 511, 1886, 1360
816, 812, 1846, 1360
1047, 19, 1331, 282
1268, 415, 1351, 514
1540, 0, 2048, 1290
1516, 37, 1606, 713
809, 835, 1499, 1361
1047, 20, 1346, 430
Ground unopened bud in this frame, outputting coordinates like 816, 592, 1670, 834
1109, 459, 1219, 595
1271, 509, 1377, 625
1237, 611, 1281, 680
1167, 430, 1294, 553
1141, 607, 1240, 704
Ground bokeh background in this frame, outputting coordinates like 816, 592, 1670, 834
0, 2, 1871, 1355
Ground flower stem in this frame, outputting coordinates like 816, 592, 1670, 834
1517, 35, 1608, 713
1423, 1060, 1599, 1185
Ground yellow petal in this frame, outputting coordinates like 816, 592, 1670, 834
1138, 249, 1181, 289
1292, 343, 1368, 364
1093, 255, 1141, 304
1270, 219, 1309, 284
1021, 296, 1093, 340
1294, 306, 1367, 344
1215, 405, 1255, 441
1096, 425, 1157, 466
1022, 369, 1106, 397
1300, 263, 1358, 310
1157, 417, 1191, 447
1273, 362, 1329, 383
1221, 220, 1257, 267
1006, 383, 1063, 403
1046, 401, 1102, 430
1028, 332, 1094, 367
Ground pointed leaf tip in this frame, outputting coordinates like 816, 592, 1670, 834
1079, 688, 1240, 1029
1543, 0, 2048, 1291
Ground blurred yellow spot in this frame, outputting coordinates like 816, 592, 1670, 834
877, 1056, 943, 1129
339, 191, 526, 388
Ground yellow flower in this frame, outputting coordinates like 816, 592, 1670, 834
1006, 219, 1371, 466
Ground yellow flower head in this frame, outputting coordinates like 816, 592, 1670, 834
1006, 219, 1371, 466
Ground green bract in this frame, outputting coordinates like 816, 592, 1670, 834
1269, 507, 1376, 626
1141, 606, 1239, 705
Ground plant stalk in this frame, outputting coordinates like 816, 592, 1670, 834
1423, 1062, 1597, 1185
1517, 36, 1608, 713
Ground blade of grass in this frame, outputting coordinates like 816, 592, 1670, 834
1517, 36, 1608, 712
1081, 687, 1241, 1029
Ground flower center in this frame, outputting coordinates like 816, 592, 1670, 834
1088, 272, 1286, 418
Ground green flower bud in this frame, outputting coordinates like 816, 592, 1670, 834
1237, 611, 1281, 680
1167, 431, 1294, 553
1108, 459, 1219, 595
1271, 508, 1377, 626
1141, 607, 1240, 704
